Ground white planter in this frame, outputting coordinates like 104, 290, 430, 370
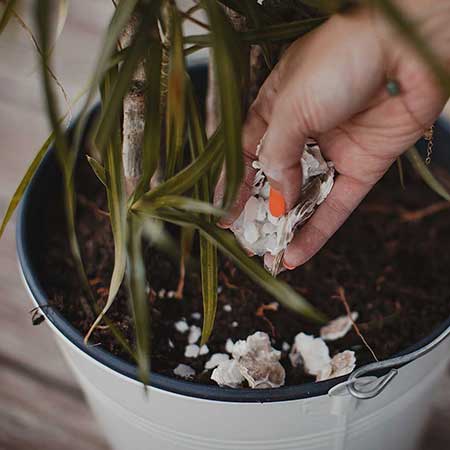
15, 70, 450, 450
19, 269, 450, 450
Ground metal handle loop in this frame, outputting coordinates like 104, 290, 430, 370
347, 323, 450, 399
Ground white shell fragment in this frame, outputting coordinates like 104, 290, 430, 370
223, 304, 232, 312
174, 320, 189, 334
191, 312, 201, 320
290, 333, 332, 381
184, 344, 200, 358
320, 312, 359, 341
282, 342, 291, 352
328, 350, 356, 380
232, 332, 285, 389
188, 325, 202, 344
211, 359, 245, 388
199, 344, 209, 355
290, 333, 357, 382
205, 353, 230, 370
225, 338, 235, 354
231, 144, 335, 257
173, 364, 195, 380
211, 332, 285, 389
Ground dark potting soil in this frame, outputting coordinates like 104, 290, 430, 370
38, 157, 450, 386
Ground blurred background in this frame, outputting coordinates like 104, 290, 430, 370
0, 1, 448, 449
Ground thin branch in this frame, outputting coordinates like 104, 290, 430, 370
181, 10, 209, 30
335, 287, 379, 362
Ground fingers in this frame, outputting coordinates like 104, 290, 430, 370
214, 90, 269, 228
258, 89, 306, 211
282, 174, 374, 268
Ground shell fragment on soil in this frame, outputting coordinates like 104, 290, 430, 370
230, 144, 335, 257
174, 320, 189, 334
320, 312, 358, 341
205, 353, 230, 370
173, 364, 195, 380
290, 332, 357, 382
188, 325, 202, 344
211, 359, 245, 388
184, 344, 200, 358
211, 332, 285, 389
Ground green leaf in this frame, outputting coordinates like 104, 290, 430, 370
141, 209, 327, 323
85, 67, 128, 343
202, 0, 244, 208
396, 156, 405, 190
0, 0, 17, 34
165, 5, 187, 179
133, 194, 224, 217
135, 126, 224, 204
186, 78, 218, 343
0, 131, 53, 239
132, 33, 163, 202
199, 236, 218, 344
35, 0, 95, 307
372, 0, 450, 95
86, 155, 107, 187
185, 17, 326, 46
126, 214, 150, 385
406, 147, 450, 201
176, 226, 195, 299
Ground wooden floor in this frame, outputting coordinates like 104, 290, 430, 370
0, 2, 449, 449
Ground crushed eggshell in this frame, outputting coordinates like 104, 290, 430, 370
320, 312, 358, 341
188, 325, 202, 344
174, 320, 189, 334
223, 304, 232, 312
173, 364, 195, 380
184, 344, 200, 358
205, 353, 230, 370
211, 332, 285, 389
290, 333, 332, 380
211, 359, 245, 388
316, 350, 356, 381
282, 342, 291, 352
230, 144, 335, 257
233, 332, 285, 389
191, 312, 201, 320
329, 350, 356, 379
199, 344, 209, 355
225, 338, 234, 354
290, 333, 357, 382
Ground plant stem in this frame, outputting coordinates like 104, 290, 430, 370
120, 12, 146, 196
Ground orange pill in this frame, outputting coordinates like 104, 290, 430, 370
269, 186, 286, 217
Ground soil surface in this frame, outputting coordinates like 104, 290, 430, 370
39, 157, 450, 386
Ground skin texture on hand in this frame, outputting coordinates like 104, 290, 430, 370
214, 1, 450, 270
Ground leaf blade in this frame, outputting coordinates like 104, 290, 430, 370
406, 147, 450, 201
0, 131, 53, 239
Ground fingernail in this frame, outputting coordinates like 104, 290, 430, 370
217, 220, 231, 230
269, 186, 286, 217
282, 259, 296, 270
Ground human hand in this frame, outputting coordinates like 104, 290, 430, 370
215, 1, 450, 269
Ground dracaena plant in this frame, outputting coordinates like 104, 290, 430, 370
1, 0, 449, 384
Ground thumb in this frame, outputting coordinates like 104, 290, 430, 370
258, 92, 306, 212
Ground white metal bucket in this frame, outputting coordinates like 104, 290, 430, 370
21, 270, 450, 450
